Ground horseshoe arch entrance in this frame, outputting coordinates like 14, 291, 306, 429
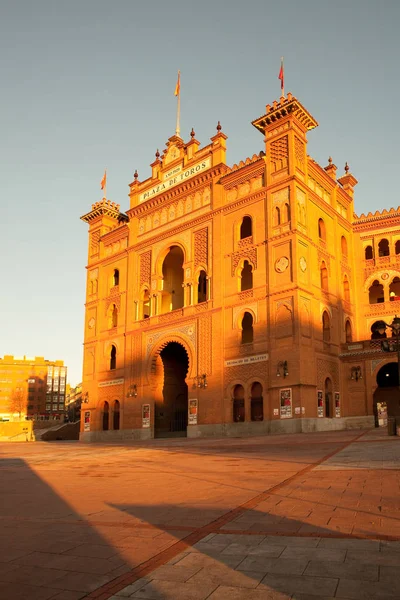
154, 341, 189, 438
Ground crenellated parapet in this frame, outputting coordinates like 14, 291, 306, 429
80, 198, 127, 224
252, 92, 318, 134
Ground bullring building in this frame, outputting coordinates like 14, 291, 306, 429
80, 92, 400, 441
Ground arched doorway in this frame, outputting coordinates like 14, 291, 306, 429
113, 400, 120, 430
373, 362, 400, 425
155, 342, 189, 438
324, 377, 332, 418
102, 401, 109, 431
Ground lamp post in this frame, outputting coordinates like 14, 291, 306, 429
374, 315, 400, 393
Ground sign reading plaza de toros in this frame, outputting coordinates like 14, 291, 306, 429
139, 157, 211, 203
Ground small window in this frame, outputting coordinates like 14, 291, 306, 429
341, 236, 348, 257
111, 304, 118, 328
241, 312, 253, 344
320, 261, 328, 291
274, 206, 281, 227
240, 216, 252, 239
142, 289, 150, 319
197, 270, 207, 303
378, 239, 389, 257
365, 245, 373, 260
369, 280, 384, 305
283, 203, 290, 223
110, 345, 116, 370
345, 320, 352, 343
318, 218, 326, 241
322, 311, 331, 342
343, 275, 350, 303
396, 241, 400, 255
113, 269, 120, 286
241, 260, 253, 291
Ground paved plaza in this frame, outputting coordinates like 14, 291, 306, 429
1, 428, 400, 599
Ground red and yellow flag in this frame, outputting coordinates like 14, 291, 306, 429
278, 58, 284, 92
174, 70, 180, 97
100, 170, 107, 190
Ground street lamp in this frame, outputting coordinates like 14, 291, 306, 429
374, 315, 400, 392
127, 384, 138, 398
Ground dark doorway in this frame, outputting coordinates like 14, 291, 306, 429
324, 377, 332, 418
373, 362, 400, 422
155, 342, 189, 438
102, 401, 109, 431
113, 400, 120, 430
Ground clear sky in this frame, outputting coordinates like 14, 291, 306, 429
1, 0, 399, 386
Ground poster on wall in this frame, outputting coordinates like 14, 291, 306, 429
188, 399, 198, 425
280, 388, 292, 419
335, 392, 341, 418
317, 390, 324, 417
142, 404, 150, 428
84, 411, 91, 432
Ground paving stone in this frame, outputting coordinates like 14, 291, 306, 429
345, 549, 400, 566
237, 556, 308, 575
149, 564, 203, 582
223, 543, 284, 558
336, 578, 400, 598
259, 536, 320, 548
258, 574, 338, 597
207, 534, 266, 546
188, 565, 265, 588
279, 546, 346, 562
172, 550, 245, 569
131, 579, 218, 599
110, 578, 152, 596
304, 559, 379, 581
318, 538, 381, 550
207, 585, 290, 599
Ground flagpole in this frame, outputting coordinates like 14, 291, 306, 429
175, 70, 181, 137
104, 169, 107, 200
281, 57, 284, 97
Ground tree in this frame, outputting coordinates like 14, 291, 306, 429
9, 388, 27, 420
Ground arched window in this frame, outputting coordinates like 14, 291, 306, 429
110, 345, 116, 370
378, 239, 389, 257
232, 385, 245, 422
241, 260, 253, 291
396, 241, 400, 255
197, 270, 207, 303
341, 236, 348, 257
324, 378, 332, 418
368, 280, 384, 304
241, 312, 253, 344
318, 218, 326, 242
389, 277, 400, 301
371, 320, 387, 340
283, 203, 290, 223
343, 275, 350, 303
320, 261, 328, 291
274, 206, 281, 227
365, 245, 373, 260
142, 289, 150, 319
102, 401, 109, 431
345, 320, 352, 343
111, 304, 118, 328
161, 246, 184, 312
251, 382, 263, 421
113, 400, 120, 430
113, 269, 120, 286
240, 216, 252, 239
322, 311, 331, 342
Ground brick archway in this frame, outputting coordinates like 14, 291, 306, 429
148, 339, 192, 438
